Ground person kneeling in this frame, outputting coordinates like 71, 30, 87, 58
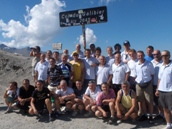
116, 81, 137, 123
95, 82, 116, 124
29, 80, 53, 122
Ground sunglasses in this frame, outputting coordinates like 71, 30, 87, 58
153, 54, 159, 56
161, 55, 169, 57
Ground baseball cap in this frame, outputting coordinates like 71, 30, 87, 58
72, 51, 78, 56
31, 46, 40, 52
123, 40, 130, 46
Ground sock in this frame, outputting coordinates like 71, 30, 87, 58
167, 123, 171, 127
111, 115, 114, 118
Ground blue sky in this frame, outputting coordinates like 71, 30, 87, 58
0, 0, 172, 55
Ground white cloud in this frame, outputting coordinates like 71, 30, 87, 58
0, 0, 65, 48
78, 28, 97, 45
99, 0, 116, 5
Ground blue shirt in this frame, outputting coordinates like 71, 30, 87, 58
144, 55, 154, 62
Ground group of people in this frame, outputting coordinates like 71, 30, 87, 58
3, 40, 172, 129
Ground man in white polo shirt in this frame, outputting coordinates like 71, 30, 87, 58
35, 53, 49, 87
135, 50, 154, 123
83, 49, 99, 91
96, 56, 113, 89
155, 50, 172, 129
105, 46, 115, 67
112, 52, 130, 95
151, 50, 164, 120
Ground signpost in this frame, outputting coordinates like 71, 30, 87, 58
52, 43, 62, 50
59, 6, 108, 49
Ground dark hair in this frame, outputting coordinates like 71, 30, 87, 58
49, 57, 55, 61
37, 80, 44, 84
137, 50, 145, 56
114, 43, 121, 50
53, 51, 59, 54
95, 47, 102, 53
147, 46, 154, 51
114, 52, 121, 55
85, 49, 91, 52
10, 81, 18, 88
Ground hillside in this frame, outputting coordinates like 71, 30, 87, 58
0, 50, 34, 87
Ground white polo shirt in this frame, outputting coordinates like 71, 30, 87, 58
127, 59, 138, 78
105, 56, 115, 67
84, 86, 101, 100
151, 59, 162, 86
158, 61, 172, 92
83, 57, 99, 80
121, 51, 130, 62
55, 86, 74, 96
96, 64, 113, 85
135, 60, 154, 83
35, 61, 49, 81
112, 62, 130, 84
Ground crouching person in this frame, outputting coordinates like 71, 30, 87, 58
95, 82, 116, 124
72, 80, 85, 117
55, 80, 76, 113
28, 80, 53, 122
83, 80, 101, 117
116, 81, 137, 123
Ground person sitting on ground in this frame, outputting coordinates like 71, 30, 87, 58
83, 80, 101, 117
3, 81, 19, 113
55, 80, 76, 113
29, 80, 53, 122
17, 79, 35, 114
72, 80, 85, 117
116, 81, 137, 123
95, 82, 116, 124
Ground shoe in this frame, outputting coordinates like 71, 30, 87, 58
138, 115, 147, 121
36, 113, 42, 120
117, 119, 122, 124
154, 114, 164, 120
72, 111, 78, 117
11, 102, 17, 107
149, 116, 154, 124
79, 110, 83, 114
4, 107, 13, 114
131, 119, 136, 123
61, 106, 66, 112
49, 114, 53, 122
108, 117, 115, 124
84, 111, 93, 117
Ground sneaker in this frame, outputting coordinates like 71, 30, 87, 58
109, 117, 115, 124
79, 110, 83, 114
149, 116, 154, 124
72, 111, 78, 117
61, 106, 66, 112
4, 107, 13, 114
36, 113, 42, 120
117, 119, 122, 124
138, 115, 147, 121
154, 114, 164, 120
11, 102, 17, 107
131, 119, 136, 123
84, 111, 93, 117
49, 114, 53, 122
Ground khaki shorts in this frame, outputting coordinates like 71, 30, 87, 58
32, 67, 36, 76
47, 85, 57, 93
136, 82, 153, 103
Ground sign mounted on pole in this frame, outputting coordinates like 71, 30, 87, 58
52, 43, 62, 50
59, 6, 107, 27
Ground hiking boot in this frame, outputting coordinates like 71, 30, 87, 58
79, 110, 83, 114
72, 111, 78, 117
138, 115, 147, 121
84, 111, 93, 117
154, 114, 164, 120
149, 116, 154, 124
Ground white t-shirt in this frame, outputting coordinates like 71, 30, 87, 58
121, 51, 130, 63
35, 61, 49, 81
135, 60, 154, 83
158, 61, 172, 92
55, 87, 74, 96
151, 59, 162, 85
112, 62, 130, 84
83, 57, 99, 79
85, 87, 101, 100
127, 59, 138, 78
105, 56, 115, 67
96, 65, 112, 85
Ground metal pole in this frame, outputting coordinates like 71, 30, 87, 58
82, 24, 86, 50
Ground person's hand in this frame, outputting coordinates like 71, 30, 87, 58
122, 113, 129, 120
155, 90, 159, 97
74, 98, 81, 103
103, 111, 107, 117
33, 109, 38, 115
117, 111, 123, 119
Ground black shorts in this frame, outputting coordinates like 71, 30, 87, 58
159, 91, 172, 111
102, 105, 110, 112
